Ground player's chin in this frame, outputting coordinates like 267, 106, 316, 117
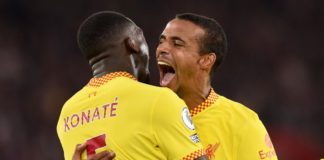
163, 79, 178, 92
168, 85, 178, 93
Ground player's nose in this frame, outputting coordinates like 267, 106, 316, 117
156, 42, 171, 58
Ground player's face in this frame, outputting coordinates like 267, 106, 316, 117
156, 19, 205, 93
134, 30, 150, 84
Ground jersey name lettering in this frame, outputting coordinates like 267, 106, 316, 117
64, 97, 119, 132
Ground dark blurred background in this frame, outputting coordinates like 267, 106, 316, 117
0, 0, 323, 159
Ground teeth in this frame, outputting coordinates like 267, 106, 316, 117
158, 61, 171, 66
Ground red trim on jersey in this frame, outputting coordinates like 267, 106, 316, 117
87, 72, 136, 87
182, 149, 206, 160
190, 88, 218, 117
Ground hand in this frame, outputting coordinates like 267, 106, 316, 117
72, 143, 116, 160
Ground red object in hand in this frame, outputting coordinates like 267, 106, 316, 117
86, 134, 106, 156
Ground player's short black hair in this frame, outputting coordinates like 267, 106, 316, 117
176, 13, 227, 71
77, 11, 133, 60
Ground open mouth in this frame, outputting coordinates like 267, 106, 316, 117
158, 61, 176, 87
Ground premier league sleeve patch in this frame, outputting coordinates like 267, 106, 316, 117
182, 107, 195, 130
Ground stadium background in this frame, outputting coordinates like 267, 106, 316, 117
0, 0, 323, 159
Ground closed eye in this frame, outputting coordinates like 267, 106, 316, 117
174, 42, 184, 47
172, 38, 185, 47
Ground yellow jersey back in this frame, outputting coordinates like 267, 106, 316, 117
57, 72, 204, 160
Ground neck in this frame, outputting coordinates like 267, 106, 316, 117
177, 77, 212, 110
91, 58, 133, 78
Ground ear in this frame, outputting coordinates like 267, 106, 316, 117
198, 53, 216, 71
125, 37, 140, 54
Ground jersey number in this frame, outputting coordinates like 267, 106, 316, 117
86, 134, 106, 156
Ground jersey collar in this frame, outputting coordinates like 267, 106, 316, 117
87, 71, 136, 87
190, 88, 219, 117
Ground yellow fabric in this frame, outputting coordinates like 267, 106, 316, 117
192, 90, 277, 160
57, 73, 204, 160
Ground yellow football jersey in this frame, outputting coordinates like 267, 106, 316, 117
190, 89, 277, 160
57, 72, 205, 160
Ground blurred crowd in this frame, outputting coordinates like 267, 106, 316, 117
0, 0, 323, 159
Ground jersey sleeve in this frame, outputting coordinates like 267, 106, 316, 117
152, 89, 205, 160
236, 115, 278, 160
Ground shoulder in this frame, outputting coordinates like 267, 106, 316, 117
120, 78, 172, 94
114, 79, 183, 106
103, 78, 169, 99
59, 86, 88, 114
130, 80, 180, 98
216, 97, 277, 159
218, 95, 271, 138
217, 95, 259, 122
153, 86, 185, 107
212, 95, 265, 136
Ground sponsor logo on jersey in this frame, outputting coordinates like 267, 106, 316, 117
182, 107, 195, 130
190, 133, 200, 143
265, 134, 273, 148
258, 150, 276, 160
258, 134, 277, 159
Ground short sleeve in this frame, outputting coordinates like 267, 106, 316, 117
236, 116, 278, 160
152, 89, 205, 160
